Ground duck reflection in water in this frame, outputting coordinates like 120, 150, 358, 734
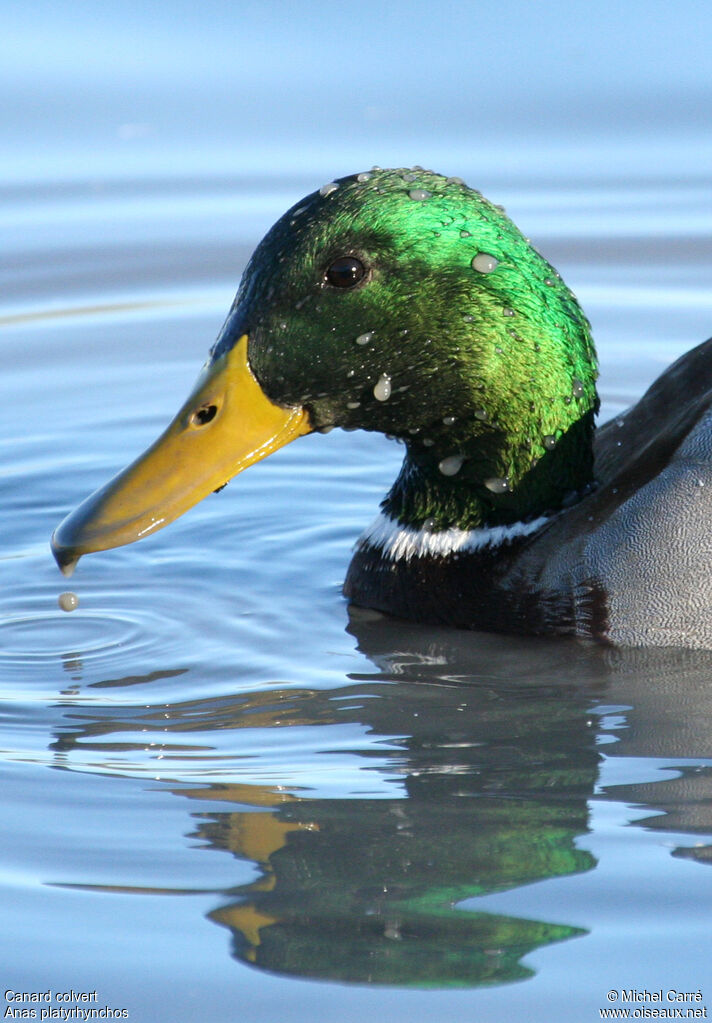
51, 613, 712, 988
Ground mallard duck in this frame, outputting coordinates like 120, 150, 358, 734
51, 168, 712, 647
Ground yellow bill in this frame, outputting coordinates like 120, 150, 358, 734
51, 335, 311, 576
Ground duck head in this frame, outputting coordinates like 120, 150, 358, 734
51, 168, 598, 576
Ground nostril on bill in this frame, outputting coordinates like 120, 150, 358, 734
190, 404, 218, 427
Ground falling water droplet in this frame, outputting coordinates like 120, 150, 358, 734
58, 592, 79, 613
373, 374, 392, 401
472, 253, 499, 274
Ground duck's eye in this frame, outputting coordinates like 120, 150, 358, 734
325, 256, 366, 289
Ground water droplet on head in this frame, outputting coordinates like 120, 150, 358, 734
373, 374, 392, 402
319, 182, 339, 197
409, 189, 432, 201
502, 308, 515, 317
472, 253, 499, 274
422, 438, 434, 447
572, 378, 584, 398
356, 172, 372, 182
460, 230, 471, 238
438, 454, 465, 476
474, 408, 488, 421
543, 435, 557, 450
423, 517, 436, 531
462, 314, 475, 323
484, 477, 510, 494
355, 331, 375, 346
347, 401, 361, 409
442, 415, 456, 426
544, 277, 555, 287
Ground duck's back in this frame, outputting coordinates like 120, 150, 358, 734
518, 337, 712, 647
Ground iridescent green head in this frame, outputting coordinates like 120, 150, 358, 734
221, 167, 598, 530
51, 168, 600, 577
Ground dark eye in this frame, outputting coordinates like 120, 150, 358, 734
325, 256, 366, 289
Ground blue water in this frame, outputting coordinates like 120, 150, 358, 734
3, 2, 712, 1020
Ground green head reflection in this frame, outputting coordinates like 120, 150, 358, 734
203, 786, 591, 987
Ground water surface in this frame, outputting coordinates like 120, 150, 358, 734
3, 148, 712, 1023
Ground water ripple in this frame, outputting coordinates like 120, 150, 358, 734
0, 607, 172, 669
